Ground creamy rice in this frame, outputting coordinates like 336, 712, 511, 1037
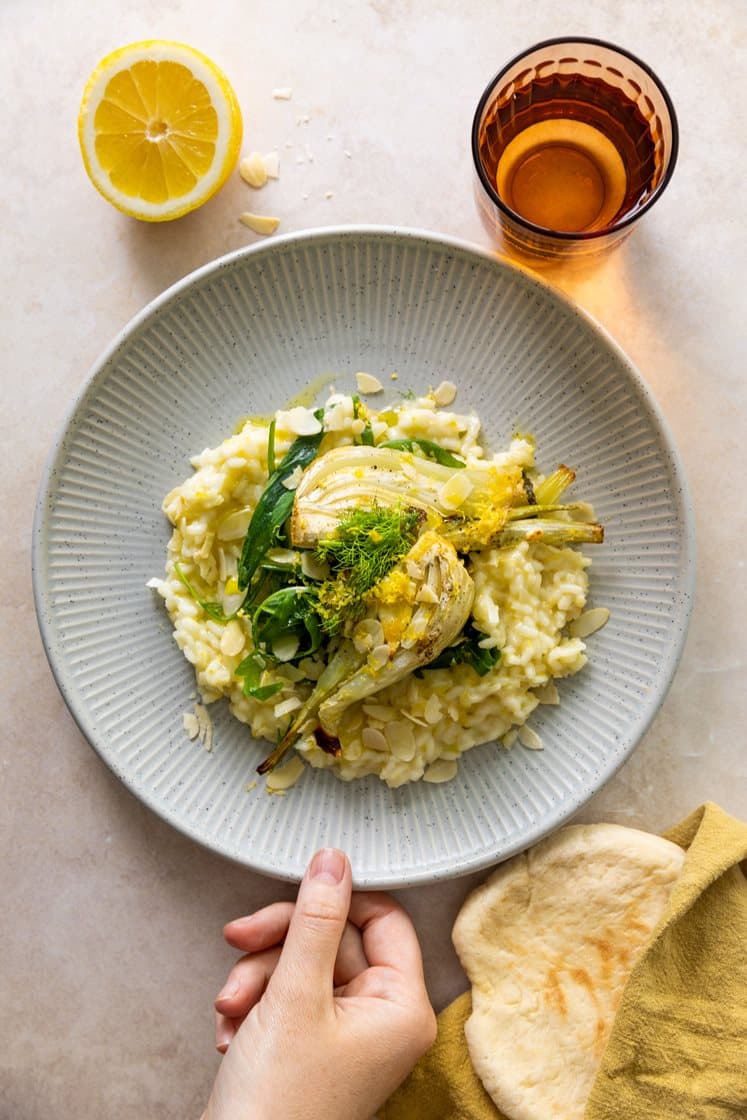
149, 389, 592, 787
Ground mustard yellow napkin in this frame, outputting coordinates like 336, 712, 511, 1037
382, 803, 747, 1120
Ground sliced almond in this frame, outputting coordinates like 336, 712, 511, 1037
275, 406, 323, 436
368, 644, 391, 671
518, 725, 543, 751
438, 472, 474, 510
384, 720, 417, 762
272, 634, 300, 662
220, 619, 246, 657
272, 87, 293, 99
182, 712, 200, 740
239, 212, 280, 236
273, 696, 302, 719
281, 465, 304, 490
353, 618, 385, 653
362, 702, 395, 721
266, 756, 305, 791
239, 152, 268, 188
216, 508, 252, 541
263, 151, 280, 179
194, 704, 213, 752
423, 694, 442, 725
415, 584, 439, 605
423, 759, 458, 783
361, 727, 389, 753
569, 607, 610, 639
355, 371, 383, 394
432, 380, 457, 406
534, 680, 560, 705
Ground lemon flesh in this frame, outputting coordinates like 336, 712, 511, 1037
78, 40, 243, 221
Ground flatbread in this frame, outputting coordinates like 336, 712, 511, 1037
452, 823, 685, 1120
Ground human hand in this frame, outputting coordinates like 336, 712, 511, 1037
202, 848, 436, 1120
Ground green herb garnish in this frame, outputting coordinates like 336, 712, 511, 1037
174, 563, 234, 622
313, 506, 421, 635
266, 418, 277, 476
235, 652, 285, 701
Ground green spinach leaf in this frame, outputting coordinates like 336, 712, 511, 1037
235, 652, 284, 701
379, 438, 466, 469
238, 414, 325, 590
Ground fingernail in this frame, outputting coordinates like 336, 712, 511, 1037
215, 1031, 232, 1053
216, 978, 240, 1002
309, 847, 346, 884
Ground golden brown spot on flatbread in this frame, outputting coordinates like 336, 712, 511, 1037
569, 967, 594, 993
593, 1013, 608, 1056
570, 966, 608, 1058
543, 967, 567, 1016
622, 899, 652, 936
590, 933, 632, 978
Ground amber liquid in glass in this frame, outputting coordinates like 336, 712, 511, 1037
479, 71, 658, 234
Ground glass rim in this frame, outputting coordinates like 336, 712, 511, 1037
471, 36, 680, 242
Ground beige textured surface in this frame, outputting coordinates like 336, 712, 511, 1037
1, 2, 745, 1117
452, 825, 685, 1120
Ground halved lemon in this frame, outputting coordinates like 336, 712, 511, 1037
78, 40, 243, 222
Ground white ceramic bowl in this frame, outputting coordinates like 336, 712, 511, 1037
33, 227, 694, 886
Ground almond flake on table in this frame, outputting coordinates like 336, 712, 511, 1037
263, 151, 280, 178
272, 87, 293, 99
239, 152, 268, 188
239, 212, 280, 235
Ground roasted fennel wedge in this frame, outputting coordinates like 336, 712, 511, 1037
257, 531, 474, 773
290, 445, 602, 551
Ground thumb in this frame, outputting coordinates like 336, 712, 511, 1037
271, 848, 352, 1005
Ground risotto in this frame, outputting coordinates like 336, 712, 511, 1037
149, 384, 604, 788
